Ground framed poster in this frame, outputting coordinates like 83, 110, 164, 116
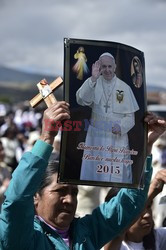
59, 38, 147, 188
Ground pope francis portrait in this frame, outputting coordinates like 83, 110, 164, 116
76, 52, 139, 184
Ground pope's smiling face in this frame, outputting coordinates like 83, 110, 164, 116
34, 173, 78, 230
100, 55, 116, 81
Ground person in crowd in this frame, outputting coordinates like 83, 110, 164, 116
0, 101, 165, 250
76, 52, 139, 183
52, 130, 62, 160
0, 140, 11, 209
151, 134, 166, 228
104, 169, 166, 250
0, 126, 19, 170
0, 111, 16, 137
162, 217, 166, 227
15, 132, 29, 162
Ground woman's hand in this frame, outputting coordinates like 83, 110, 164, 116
144, 112, 166, 155
40, 101, 70, 145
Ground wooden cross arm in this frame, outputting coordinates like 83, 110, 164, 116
29, 77, 63, 108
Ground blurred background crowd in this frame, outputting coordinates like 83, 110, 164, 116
0, 102, 61, 206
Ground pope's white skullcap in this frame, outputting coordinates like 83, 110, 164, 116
99, 52, 115, 60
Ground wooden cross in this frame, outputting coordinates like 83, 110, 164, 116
29, 77, 63, 108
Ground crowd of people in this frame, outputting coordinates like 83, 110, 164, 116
0, 101, 165, 249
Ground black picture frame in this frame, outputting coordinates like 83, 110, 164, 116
59, 38, 147, 188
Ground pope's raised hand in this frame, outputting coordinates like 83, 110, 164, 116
91, 60, 101, 82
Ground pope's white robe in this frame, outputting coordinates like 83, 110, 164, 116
76, 75, 139, 183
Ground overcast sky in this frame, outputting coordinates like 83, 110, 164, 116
0, 0, 166, 87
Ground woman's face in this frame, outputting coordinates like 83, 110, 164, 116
34, 173, 78, 230
127, 203, 153, 238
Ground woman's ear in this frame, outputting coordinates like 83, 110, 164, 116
34, 193, 40, 206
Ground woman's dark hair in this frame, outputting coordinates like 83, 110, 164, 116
143, 226, 156, 250
105, 187, 121, 202
162, 217, 166, 227
37, 157, 59, 195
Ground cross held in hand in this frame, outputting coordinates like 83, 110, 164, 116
29, 77, 63, 108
